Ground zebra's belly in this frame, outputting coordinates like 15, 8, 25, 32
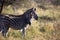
10, 22, 27, 30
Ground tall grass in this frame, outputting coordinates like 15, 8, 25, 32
0, 4, 60, 40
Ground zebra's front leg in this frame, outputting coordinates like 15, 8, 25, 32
22, 28, 26, 37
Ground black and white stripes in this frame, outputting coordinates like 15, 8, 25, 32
0, 8, 38, 37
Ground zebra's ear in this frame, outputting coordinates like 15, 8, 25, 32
33, 8, 36, 11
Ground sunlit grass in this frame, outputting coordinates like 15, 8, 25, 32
0, 4, 60, 40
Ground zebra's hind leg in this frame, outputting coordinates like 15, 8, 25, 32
2, 26, 9, 37
0, 23, 4, 32
0, 26, 2, 32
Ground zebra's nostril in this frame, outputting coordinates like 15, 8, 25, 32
34, 16, 38, 20
36, 16, 38, 20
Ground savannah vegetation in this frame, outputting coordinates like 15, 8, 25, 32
0, 0, 60, 40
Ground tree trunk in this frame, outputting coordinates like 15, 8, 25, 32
0, 0, 4, 14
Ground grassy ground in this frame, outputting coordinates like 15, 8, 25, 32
0, 5, 60, 40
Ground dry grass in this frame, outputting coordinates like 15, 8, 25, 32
0, 4, 60, 40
